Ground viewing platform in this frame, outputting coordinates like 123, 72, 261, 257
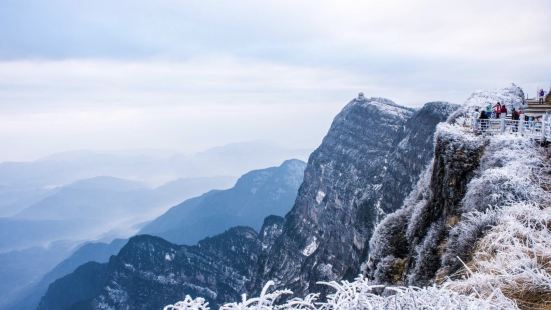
468, 118, 551, 142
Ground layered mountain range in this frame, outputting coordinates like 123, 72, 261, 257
7, 160, 305, 310
37, 95, 459, 309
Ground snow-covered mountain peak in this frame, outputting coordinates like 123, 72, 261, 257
345, 95, 414, 121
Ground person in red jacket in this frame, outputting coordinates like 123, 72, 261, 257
493, 102, 502, 119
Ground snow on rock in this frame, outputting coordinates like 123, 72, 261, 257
315, 190, 325, 204
341, 96, 415, 121
302, 237, 318, 257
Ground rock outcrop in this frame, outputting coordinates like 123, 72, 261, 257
252, 97, 458, 296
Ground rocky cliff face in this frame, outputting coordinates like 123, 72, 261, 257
252, 97, 458, 296
38, 218, 285, 310
367, 124, 485, 286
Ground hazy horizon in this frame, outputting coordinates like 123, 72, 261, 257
0, 139, 312, 163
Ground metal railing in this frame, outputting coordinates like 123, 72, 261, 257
470, 118, 551, 141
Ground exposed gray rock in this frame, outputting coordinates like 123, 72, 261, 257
253, 98, 458, 296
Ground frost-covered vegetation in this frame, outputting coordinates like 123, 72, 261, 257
447, 203, 551, 309
463, 84, 525, 110
165, 276, 516, 310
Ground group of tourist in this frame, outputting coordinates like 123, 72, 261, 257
472, 102, 548, 134
478, 102, 520, 120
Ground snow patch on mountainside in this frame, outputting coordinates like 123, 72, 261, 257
315, 191, 325, 204
302, 237, 318, 257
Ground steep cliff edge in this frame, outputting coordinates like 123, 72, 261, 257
368, 85, 551, 307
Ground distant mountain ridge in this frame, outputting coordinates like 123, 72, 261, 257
5, 175, 235, 250
140, 159, 306, 245
0, 141, 309, 218
0, 175, 235, 309
6, 160, 304, 310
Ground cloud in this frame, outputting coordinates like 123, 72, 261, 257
0, 58, 357, 161
0, 0, 550, 161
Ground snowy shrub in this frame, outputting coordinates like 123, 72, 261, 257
165, 276, 517, 309
368, 206, 413, 284
441, 208, 500, 274
369, 207, 412, 264
463, 84, 524, 110
219, 281, 293, 310
164, 296, 210, 310
447, 203, 551, 309
403, 164, 434, 242
448, 84, 524, 129
462, 134, 550, 212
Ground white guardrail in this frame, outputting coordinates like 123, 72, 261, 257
469, 118, 551, 141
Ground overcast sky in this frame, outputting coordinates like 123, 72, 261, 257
1, 0, 550, 161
